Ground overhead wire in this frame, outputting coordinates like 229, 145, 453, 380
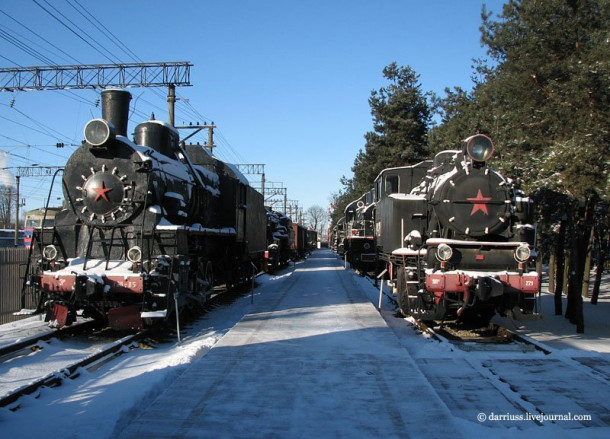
0, 114, 65, 141
0, 150, 33, 164
32, 0, 120, 63
1, 103, 72, 143
0, 54, 22, 65
0, 9, 81, 65
11, 2, 229, 156
66, 0, 143, 63
3, 0, 253, 181
214, 128, 247, 163
0, 26, 57, 66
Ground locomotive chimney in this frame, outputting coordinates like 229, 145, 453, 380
101, 89, 131, 137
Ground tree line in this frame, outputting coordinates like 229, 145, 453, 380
330, 0, 610, 333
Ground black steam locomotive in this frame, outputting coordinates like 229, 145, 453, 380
329, 217, 346, 256
24, 89, 267, 330
265, 207, 293, 273
358, 135, 539, 321
343, 191, 377, 273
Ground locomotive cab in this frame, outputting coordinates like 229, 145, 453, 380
374, 161, 433, 258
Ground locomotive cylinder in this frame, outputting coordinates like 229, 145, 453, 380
101, 89, 131, 137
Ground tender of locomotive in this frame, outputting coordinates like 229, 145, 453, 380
375, 134, 539, 321
24, 89, 266, 330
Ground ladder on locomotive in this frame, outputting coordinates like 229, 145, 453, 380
83, 225, 135, 270
83, 224, 181, 271
403, 253, 425, 299
20, 226, 64, 312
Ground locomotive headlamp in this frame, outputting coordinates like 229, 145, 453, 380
127, 246, 142, 263
43, 244, 58, 261
464, 134, 494, 162
84, 118, 115, 146
435, 243, 453, 262
514, 244, 531, 262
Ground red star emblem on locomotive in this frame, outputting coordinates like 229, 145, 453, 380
467, 189, 492, 215
93, 181, 113, 202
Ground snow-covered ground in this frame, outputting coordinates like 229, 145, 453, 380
517, 288, 610, 353
0, 250, 608, 438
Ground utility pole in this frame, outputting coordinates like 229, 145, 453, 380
179, 123, 217, 153
14, 175, 19, 246
208, 123, 215, 153
286, 200, 301, 223
168, 84, 176, 126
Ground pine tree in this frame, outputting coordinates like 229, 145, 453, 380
478, 0, 610, 198
351, 62, 432, 196
472, 0, 610, 333
332, 63, 433, 228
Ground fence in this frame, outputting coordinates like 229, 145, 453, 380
0, 247, 39, 325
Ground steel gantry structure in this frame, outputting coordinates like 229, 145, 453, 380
0, 62, 192, 125
0, 62, 192, 92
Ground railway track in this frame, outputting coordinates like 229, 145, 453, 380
0, 329, 149, 411
0, 277, 263, 412
371, 273, 552, 354
404, 316, 610, 427
0, 319, 103, 362
407, 317, 553, 354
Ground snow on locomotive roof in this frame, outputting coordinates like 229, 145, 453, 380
224, 162, 250, 186
182, 143, 250, 186
144, 119, 180, 136
109, 137, 222, 198
373, 159, 433, 182
120, 136, 190, 177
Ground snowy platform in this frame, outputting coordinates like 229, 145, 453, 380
117, 251, 463, 439
516, 288, 610, 353
3, 250, 610, 438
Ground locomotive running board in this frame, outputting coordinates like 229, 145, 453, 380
140, 310, 168, 318
426, 238, 525, 247
13, 309, 39, 316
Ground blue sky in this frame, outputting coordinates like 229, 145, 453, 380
0, 0, 507, 218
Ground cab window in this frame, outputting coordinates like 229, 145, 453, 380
385, 176, 399, 195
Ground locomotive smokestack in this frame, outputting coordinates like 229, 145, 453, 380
101, 89, 131, 137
